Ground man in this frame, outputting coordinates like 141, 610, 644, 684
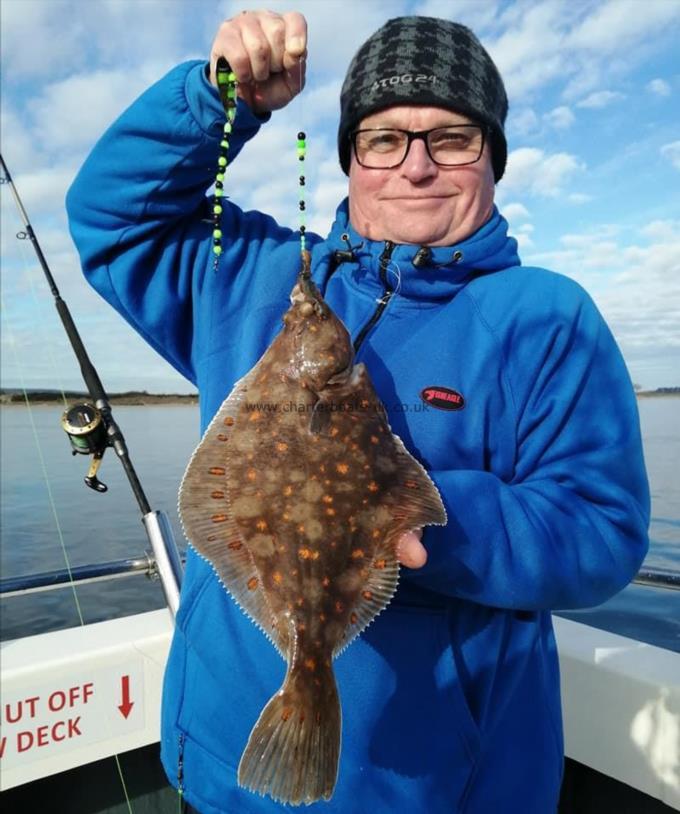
66, 11, 650, 813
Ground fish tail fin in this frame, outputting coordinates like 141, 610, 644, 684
238, 665, 341, 805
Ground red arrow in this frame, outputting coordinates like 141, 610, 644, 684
118, 675, 134, 719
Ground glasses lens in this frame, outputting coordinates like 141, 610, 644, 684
427, 126, 484, 166
354, 130, 408, 168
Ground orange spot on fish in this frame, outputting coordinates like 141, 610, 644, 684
362, 590, 373, 601
281, 708, 293, 722
211, 514, 228, 523
367, 482, 379, 492
350, 613, 358, 624
216, 433, 229, 441
248, 412, 262, 422
372, 529, 381, 539
374, 558, 387, 569
404, 479, 420, 490
296, 597, 305, 607
325, 507, 336, 516
330, 427, 339, 437
351, 549, 365, 559
283, 512, 291, 521
224, 416, 235, 426
304, 658, 316, 671
298, 622, 306, 632
298, 547, 312, 559
322, 577, 330, 588
247, 577, 259, 591
211, 490, 225, 499
228, 540, 243, 551
247, 469, 257, 481
209, 467, 226, 476
272, 571, 283, 585
283, 485, 293, 496
319, 613, 327, 622
336, 463, 349, 475
360, 399, 370, 408
335, 600, 344, 613
320, 464, 326, 473
370, 435, 379, 444
255, 519, 268, 531
276, 441, 288, 452
322, 495, 333, 504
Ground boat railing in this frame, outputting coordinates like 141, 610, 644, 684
0, 560, 678, 598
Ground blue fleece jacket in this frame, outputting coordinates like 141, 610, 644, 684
66, 61, 650, 814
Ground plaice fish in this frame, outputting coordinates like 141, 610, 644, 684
178, 252, 447, 805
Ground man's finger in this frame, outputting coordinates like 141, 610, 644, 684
397, 530, 427, 569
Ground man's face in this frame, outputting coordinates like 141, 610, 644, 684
348, 105, 496, 247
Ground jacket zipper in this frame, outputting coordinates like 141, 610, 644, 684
353, 240, 396, 353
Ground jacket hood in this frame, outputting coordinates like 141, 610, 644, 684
324, 199, 521, 303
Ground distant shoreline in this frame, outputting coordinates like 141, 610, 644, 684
0, 390, 198, 406
1, 387, 678, 406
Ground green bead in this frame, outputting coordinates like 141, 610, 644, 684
214, 204, 223, 214
216, 173, 225, 182
218, 156, 227, 166
213, 229, 222, 239
227, 87, 237, 99
220, 140, 229, 149
297, 148, 306, 158
227, 71, 236, 82
297, 138, 306, 148
215, 188, 223, 197
224, 122, 233, 133
213, 245, 222, 255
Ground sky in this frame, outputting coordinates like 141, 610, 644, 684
1, 0, 679, 395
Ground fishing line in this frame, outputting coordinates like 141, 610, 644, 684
1, 231, 135, 814
8, 207, 69, 407
0, 294, 86, 627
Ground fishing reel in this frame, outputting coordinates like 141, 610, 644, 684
61, 403, 110, 493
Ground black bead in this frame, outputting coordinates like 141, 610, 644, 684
299, 155, 305, 161
299, 226, 306, 233
299, 202, 306, 210
299, 177, 305, 185
215, 181, 223, 189
214, 238, 221, 246
298, 131, 306, 140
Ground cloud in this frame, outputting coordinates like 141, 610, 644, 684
647, 78, 672, 97
500, 148, 585, 198
502, 202, 530, 225
576, 90, 626, 109
660, 141, 680, 170
568, 193, 592, 205
566, 0, 680, 54
507, 108, 539, 138
524, 222, 680, 383
544, 106, 575, 129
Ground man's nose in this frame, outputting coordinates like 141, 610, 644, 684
400, 137, 438, 181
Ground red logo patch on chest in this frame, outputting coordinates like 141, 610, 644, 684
420, 386, 465, 411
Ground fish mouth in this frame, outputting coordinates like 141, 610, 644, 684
290, 275, 329, 318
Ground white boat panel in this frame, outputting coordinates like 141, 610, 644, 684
554, 616, 680, 810
1, 610, 678, 809
0, 610, 173, 790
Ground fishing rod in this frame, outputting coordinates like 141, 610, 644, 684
0, 153, 183, 617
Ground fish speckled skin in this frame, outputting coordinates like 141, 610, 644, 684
179, 255, 446, 805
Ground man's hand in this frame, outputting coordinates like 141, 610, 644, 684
209, 10, 307, 115
397, 529, 427, 569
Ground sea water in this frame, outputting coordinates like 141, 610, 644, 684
1, 398, 678, 649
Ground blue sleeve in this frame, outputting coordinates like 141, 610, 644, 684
411, 277, 650, 611
65, 60, 293, 384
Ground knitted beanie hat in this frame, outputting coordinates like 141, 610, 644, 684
338, 17, 508, 181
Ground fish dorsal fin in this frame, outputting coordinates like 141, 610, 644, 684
178, 367, 284, 657
334, 423, 447, 656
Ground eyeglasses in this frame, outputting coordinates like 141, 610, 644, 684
351, 125, 487, 169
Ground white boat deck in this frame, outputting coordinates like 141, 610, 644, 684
1, 612, 679, 809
